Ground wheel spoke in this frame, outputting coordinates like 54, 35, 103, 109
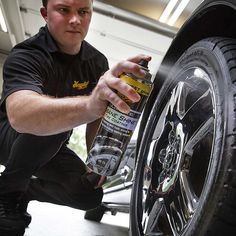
162, 163, 188, 229
166, 78, 212, 124
161, 144, 202, 233
165, 196, 187, 235
181, 88, 212, 122
184, 116, 214, 156
166, 81, 202, 120
162, 172, 199, 234
166, 81, 186, 120
152, 100, 170, 141
143, 198, 164, 235
179, 170, 199, 217
142, 165, 153, 213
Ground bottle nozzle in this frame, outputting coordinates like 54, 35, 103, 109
139, 59, 149, 69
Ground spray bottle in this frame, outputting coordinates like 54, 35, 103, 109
86, 59, 153, 176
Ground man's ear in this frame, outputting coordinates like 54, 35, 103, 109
40, 7, 48, 22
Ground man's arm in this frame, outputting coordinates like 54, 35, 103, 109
6, 90, 98, 136
6, 54, 151, 136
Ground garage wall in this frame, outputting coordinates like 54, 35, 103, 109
86, 12, 173, 74
0, 54, 7, 96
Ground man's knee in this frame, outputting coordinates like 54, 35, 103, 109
68, 187, 104, 211
21, 131, 71, 148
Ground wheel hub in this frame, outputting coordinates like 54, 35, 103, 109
157, 126, 182, 193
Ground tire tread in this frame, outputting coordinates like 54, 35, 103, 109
206, 37, 236, 236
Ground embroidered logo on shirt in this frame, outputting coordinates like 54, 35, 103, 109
72, 81, 89, 90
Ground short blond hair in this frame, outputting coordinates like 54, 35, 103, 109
42, 0, 93, 7
42, 0, 47, 7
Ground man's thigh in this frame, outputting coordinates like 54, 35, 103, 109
0, 121, 19, 165
34, 145, 88, 191
29, 145, 104, 210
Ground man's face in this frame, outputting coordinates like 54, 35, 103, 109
41, 0, 93, 54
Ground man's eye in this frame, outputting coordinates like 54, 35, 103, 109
58, 8, 69, 13
78, 10, 89, 15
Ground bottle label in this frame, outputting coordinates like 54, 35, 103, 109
102, 105, 141, 136
120, 74, 152, 96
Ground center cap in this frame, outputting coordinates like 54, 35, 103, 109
157, 128, 181, 193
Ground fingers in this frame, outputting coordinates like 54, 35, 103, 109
91, 54, 151, 115
102, 75, 140, 102
126, 54, 152, 64
98, 74, 140, 113
111, 54, 152, 79
95, 175, 107, 189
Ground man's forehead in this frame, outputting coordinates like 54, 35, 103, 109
48, 0, 93, 5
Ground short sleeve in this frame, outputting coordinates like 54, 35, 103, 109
0, 49, 46, 112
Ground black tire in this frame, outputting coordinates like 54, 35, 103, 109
84, 205, 106, 222
130, 37, 236, 236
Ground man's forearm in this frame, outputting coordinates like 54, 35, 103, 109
6, 90, 99, 136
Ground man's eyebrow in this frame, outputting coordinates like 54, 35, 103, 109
54, 4, 69, 8
55, 4, 91, 9
79, 7, 92, 10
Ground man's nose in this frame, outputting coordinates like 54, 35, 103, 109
69, 14, 81, 25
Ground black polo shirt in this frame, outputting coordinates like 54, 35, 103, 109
0, 26, 109, 121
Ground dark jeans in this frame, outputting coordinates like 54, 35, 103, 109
0, 122, 103, 211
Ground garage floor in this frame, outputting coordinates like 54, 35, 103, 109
24, 201, 129, 236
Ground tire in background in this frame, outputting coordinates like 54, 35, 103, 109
84, 205, 106, 222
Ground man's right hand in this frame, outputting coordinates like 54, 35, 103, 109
87, 54, 151, 119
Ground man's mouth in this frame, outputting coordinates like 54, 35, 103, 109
66, 30, 81, 34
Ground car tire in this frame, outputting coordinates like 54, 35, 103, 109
130, 37, 236, 236
84, 205, 106, 222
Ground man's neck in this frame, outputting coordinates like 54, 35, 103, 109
59, 44, 82, 55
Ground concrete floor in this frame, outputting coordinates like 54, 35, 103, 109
25, 201, 129, 236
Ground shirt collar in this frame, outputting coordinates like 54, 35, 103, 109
38, 26, 96, 61
40, 26, 60, 53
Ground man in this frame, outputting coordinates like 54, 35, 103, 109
0, 0, 151, 235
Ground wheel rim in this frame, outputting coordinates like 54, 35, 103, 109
139, 67, 216, 235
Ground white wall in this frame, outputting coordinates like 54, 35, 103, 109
86, 12, 172, 75
0, 54, 7, 96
